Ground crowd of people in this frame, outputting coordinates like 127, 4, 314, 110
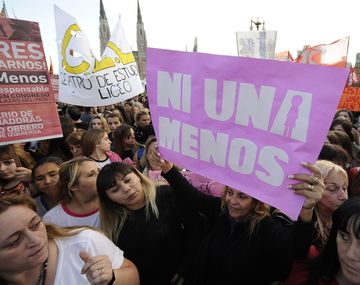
0, 96, 359, 285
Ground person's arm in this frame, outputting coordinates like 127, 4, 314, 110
113, 258, 140, 285
285, 161, 325, 259
80, 252, 139, 285
155, 157, 222, 219
287, 162, 325, 223
132, 152, 140, 170
261, 162, 324, 262
15, 166, 32, 183
14, 166, 38, 196
80, 230, 140, 285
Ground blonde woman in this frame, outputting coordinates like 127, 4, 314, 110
151, 156, 324, 285
43, 157, 100, 228
97, 154, 324, 285
313, 160, 348, 251
0, 194, 139, 285
140, 136, 161, 175
97, 162, 206, 285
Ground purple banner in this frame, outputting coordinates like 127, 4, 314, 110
147, 48, 349, 219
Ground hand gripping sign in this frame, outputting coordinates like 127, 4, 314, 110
147, 48, 349, 219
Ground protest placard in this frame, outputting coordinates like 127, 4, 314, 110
54, 6, 144, 107
337, 87, 360, 111
0, 17, 62, 146
236, 31, 277, 59
147, 48, 349, 219
148, 169, 224, 197
296, 37, 349, 68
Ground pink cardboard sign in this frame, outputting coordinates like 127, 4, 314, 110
148, 169, 224, 197
146, 48, 349, 220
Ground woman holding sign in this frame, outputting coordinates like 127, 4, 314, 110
97, 161, 208, 285
149, 150, 325, 285
96, 155, 323, 284
0, 193, 139, 285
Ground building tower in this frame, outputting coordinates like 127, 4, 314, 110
193, 37, 198, 52
99, 0, 110, 55
136, 0, 147, 81
0, 1, 8, 18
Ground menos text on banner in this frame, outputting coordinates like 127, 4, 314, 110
157, 71, 312, 187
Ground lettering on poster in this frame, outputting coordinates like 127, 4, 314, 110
0, 86, 50, 103
58, 22, 142, 102
0, 110, 43, 138
0, 40, 46, 70
157, 71, 312, 187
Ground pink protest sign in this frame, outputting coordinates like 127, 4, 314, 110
146, 48, 349, 220
148, 169, 224, 197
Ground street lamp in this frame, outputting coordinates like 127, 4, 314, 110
250, 18, 265, 31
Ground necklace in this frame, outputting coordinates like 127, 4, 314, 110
36, 259, 48, 285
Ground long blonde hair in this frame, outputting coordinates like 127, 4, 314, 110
96, 162, 159, 241
221, 186, 270, 236
58, 157, 94, 202
314, 160, 348, 249
140, 136, 157, 170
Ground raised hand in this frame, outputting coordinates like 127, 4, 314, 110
15, 167, 32, 183
288, 161, 325, 221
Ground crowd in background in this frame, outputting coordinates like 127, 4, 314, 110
0, 92, 360, 285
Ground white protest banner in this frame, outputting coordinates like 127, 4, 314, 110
54, 6, 144, 107
236, 31, 277, 59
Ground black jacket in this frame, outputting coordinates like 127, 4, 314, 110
116, 185, 207, 285
163, 166, 315, 285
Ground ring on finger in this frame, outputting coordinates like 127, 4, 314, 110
98, 268, 104, 276
311, 176, 320, 185
307, 184, 314, 190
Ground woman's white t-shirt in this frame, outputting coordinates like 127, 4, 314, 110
53, 229, 124, 284
43, 202, 100, 229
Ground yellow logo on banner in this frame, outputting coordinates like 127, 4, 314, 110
62, 24, 135, 75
